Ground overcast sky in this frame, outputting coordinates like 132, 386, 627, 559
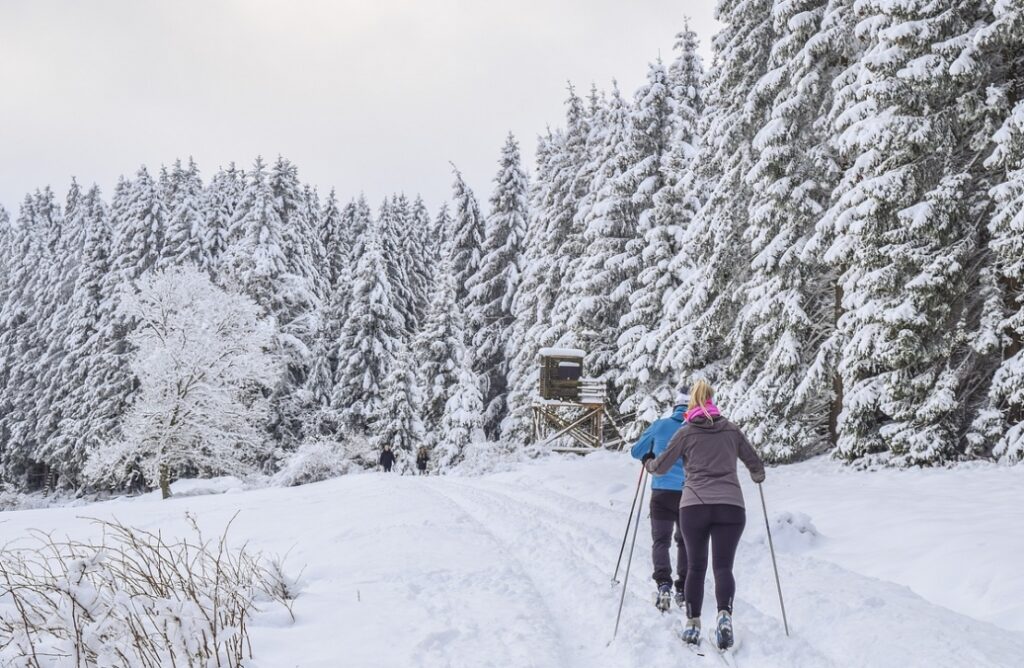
0, 0, 719, 217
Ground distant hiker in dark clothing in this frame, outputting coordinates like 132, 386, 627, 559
379, 445, 395, 472
630, 391, 689, 612
646, 380, 765, 650
416, 446, 429, 475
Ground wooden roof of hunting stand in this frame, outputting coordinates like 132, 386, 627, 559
533, 348, 629, 453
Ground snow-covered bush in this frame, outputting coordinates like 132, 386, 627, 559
83, 266, 278, 498
452, 440, 526, 476
167, 476, 248, 498
0, 515, 297, 667
0, 488, 88, 512
761, 511, 822, 552
273, 437, 356, 486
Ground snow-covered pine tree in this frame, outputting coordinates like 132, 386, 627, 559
625, 24, 704, 428
324, 195, 373, 333
435, 347, 486, 469
559, 82, 633, 382
416, 257, 468, 431
304, 254, 360, 439
0, 203, 10, 270
536, 87, 592, 360
32, 182, 88, 469
986, 102, 1024, 461
374, 349, 425, 467
117, 166, 170, 275
377, 196, 417, 337
967, 0, 1024, 462
83, 266, 276, 497
0, 204, 11, 443
0, 204, 10, 441
71, 168, 173, 474
467, 133, 528, 438
22, 189, 65, 483
546, 85, 604, 345
341, 195, 373, 261
302, 188, 350, 439
656, 0, 776, 397
222, 157, 317, 448
506, 86, 593, 442
271, 157, 325, 303
0, 203, 11, 325
615, 58, 689, 427
45, 186, 111, 486
449, 166, 487, 304
331, 222, 405, 432
432, 202, 453, 259
405, 194, 436, 329
0, 198, 35, 483
303, 311, 339, 440
320, 189, 347, 292
66, 177, 139, 478
163, 158, 206, 267
810, 0, 990, 464
203, 162, 244, 276
301, 183, 330, 300
0, 191, 62, 485
503, 130, 559, 444
722, 0, 849, 461
0, 205, 9, 472
221, 158, 288, 313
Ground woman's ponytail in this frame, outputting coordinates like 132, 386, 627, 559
688, 379, 714, 416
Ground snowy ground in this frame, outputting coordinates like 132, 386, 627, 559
2, 452, 1023, 667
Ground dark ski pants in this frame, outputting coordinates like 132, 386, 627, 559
650, 489, 687, 590
679, 503, 745, 617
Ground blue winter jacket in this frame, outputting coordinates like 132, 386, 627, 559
629, 406, 686, 491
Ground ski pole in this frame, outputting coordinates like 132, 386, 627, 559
611, 463, 647, 585
759, 482, 790, 636
611, 467, 648, 643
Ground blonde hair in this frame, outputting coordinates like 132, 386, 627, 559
688, 379, 714, 413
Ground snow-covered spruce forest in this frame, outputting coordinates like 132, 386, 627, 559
2, 4, 1024, 497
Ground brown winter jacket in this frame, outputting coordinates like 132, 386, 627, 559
645, 416, 765, 509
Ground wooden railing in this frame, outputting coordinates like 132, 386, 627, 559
578, 378, 605, 405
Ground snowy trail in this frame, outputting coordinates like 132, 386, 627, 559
414, 473, 1024, 667
436, 476, 829, 668
2, 453, 1024, 667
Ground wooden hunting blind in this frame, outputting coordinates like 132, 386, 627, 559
539, 349, 584, 401
532, 348, 631, 453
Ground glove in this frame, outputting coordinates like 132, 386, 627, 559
641, 451, 655, 464
751, 469, 766, 484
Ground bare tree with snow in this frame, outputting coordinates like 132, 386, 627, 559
84, 266, 277, 498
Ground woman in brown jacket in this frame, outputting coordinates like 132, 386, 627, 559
644, 380, 765, 650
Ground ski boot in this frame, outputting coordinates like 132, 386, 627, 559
655, 583, 672, 612
715, 610, 734, 650
681, 617, 701, 645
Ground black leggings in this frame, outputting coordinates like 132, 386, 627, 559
649, 490, 686, 589
679, 504, 746, 617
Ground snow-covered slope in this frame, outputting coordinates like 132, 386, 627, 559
2, 453, 1022, 667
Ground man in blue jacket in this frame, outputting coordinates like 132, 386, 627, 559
630, 391, 688, 612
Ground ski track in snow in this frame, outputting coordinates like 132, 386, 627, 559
2, 453, 1023, 667
434, 476, 829, 668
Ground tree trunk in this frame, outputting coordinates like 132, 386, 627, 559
44, 466, 57, 497
829, 281, 844, 448
159, 463, 172, 499
1005, 276, 1023, 426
